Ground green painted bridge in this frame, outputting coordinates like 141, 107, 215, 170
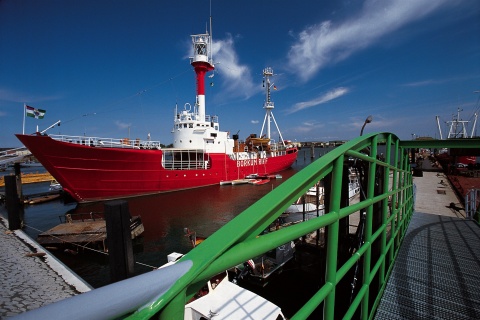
14, 133, 480, 320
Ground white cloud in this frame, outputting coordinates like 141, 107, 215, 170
0, 87, 62, 103
211, 34, 258, 99
340, 115, 398, 132
402, 79, 442, 87
184, 34, 259, 100
291, 120, 325, 134
286, 87, 349, 114
114, 120, 131, 130
251, 120, 259, 124
288, 0, 455, 82
402, 74, 480, 87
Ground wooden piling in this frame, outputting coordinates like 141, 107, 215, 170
105, 200, 134, 283
5, 175, 24, 230
13, 163, 23, 201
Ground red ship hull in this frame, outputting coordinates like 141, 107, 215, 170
16, 134, 298, 203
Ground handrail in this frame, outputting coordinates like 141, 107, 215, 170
128, 132, 414, 319
16, 133, 477, 320
49, 134, 162, 150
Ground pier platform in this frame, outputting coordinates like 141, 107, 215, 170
0, 217, 91, 318
36, 213, 144, 252
374, 171, 480, 319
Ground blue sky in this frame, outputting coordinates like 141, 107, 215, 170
1, 0, 479, 147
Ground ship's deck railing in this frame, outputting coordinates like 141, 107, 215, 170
49, 134, 162, 150
15, 134, 480, 320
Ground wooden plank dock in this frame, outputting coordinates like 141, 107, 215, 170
37, 220, 107, 251
37, 214, 144, 252
0, 172, 54, 187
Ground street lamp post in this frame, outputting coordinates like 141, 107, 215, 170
360, 115, 373, 136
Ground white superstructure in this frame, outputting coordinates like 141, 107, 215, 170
172, 29, 234, 153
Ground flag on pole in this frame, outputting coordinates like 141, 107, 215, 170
25, 105, 46, 119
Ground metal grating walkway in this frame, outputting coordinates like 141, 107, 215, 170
375, 212, 480, 320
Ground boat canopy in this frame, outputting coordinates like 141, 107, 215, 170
184, 277, 285, 320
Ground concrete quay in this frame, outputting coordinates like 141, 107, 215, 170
0, 217, 91, 319
413, 170, 466, 218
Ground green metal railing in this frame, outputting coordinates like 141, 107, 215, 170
17, 134, 479, 320
129, 132, 415, 319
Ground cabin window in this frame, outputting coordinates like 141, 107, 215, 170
189, 123, 193, 128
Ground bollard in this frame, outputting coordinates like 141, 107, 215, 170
5, 175, 24, 230
105, 200, 134, 283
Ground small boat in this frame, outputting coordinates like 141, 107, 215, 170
181, 227, 292, 290
265, 174, 282, 179
159, 254, 286, 320
49, 180, 62, 191
245, 173, 268, 179
231, 179, 251, 185
285, 202, 320, 214
285, 182, 325, 214
185, 271, 286, 319
249, 178, 270, 185
25, 194, 61, 205
238, 241, 296, 287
